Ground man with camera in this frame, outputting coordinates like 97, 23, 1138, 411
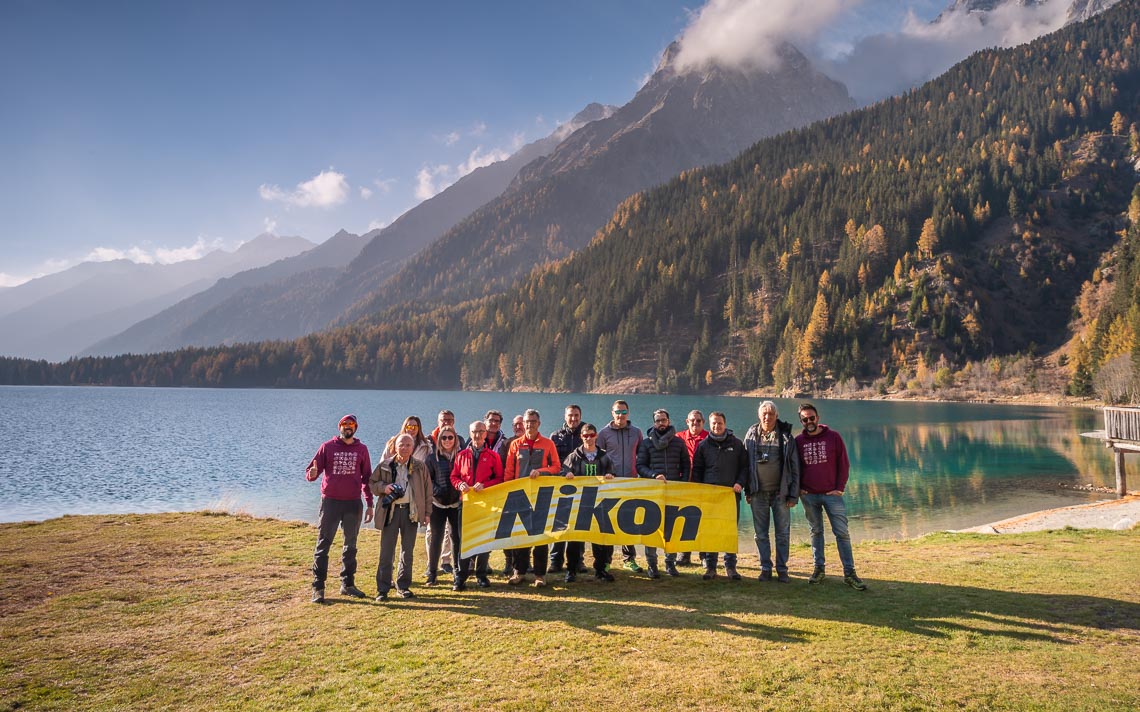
744, 401, 800, 584
370, 433, 432, 600
306, 414, 374, 603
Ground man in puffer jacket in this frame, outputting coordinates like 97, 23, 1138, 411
692, 411, 748, 581
636, 409, 690, 579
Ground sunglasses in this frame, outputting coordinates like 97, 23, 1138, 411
405, 424, 420, 430
613, 409, 629, 415
439, 435, 456, 441
688, 418, 704, 423
654, 418, 669, 424
800, 415, 817, 423
582, 432, 597, 439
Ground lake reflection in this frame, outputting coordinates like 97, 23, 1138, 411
0, 387, 1116, 543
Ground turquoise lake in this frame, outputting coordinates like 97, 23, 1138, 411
0, 386, 1117, 545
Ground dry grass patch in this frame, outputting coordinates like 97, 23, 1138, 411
0, 514, 1137, 711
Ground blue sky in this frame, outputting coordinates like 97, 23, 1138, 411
0, 0, 953, 286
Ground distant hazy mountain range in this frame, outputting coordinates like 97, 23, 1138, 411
85, 104, 616, 356
0, 234, 312, 361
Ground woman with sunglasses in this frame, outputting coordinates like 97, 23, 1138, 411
385, 415, 432, 461
424, 425, 464, 589
561, 423, 617, 582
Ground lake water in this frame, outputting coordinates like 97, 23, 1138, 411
0, 386, 1118, 546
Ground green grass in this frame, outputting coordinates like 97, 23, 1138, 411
1, 514, 1137, 711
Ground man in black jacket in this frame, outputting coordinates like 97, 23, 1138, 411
692, 411, 748, 580
548, 404, 584, 573
636, 409, 690, 579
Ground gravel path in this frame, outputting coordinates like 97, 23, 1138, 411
955, 494, 1140, 534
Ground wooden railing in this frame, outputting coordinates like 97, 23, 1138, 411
1104, 406, 1140, 442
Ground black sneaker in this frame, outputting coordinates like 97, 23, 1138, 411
311, 586, 325, 604
452, 579, 467, 592
758, 570, 773, 582
725, 567, 742, 581
844, 572, 867, 591
340, 584, 366, 598
424, 575, 438, 587
809, 566, 826, 585
702, 567, 716, 581
565, 571, 576, 583
777, 572, 791, 583
595, 571, 615, 582
665, 562, 679, 577
677, 552, 693, 566
646, 566, 660, 580
397, 589, 415, 599
476, 576, 491, 588
375, 592, 388, 602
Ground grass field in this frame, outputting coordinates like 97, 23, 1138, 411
0, 512, 1137, 711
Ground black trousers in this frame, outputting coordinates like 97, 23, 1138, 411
312, 497, 363, 588
509, 545, 548, 577
456, 505, 490, 577
427, 505, 461, 578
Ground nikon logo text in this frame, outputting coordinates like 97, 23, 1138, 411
494, 484, 702, 541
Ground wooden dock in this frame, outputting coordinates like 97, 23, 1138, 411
1081, 406, 1140, 497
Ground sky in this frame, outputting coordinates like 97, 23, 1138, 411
3, 0, 1078, 287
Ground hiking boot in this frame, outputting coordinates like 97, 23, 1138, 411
452, 579, 467, 592
424, 575, 438, 587
809, 566, 826, 585
508, 573, 525, 586
665, 562, 680, 577
702, 567, 716, 581
311, 586, 325, 604
777, 571, 791, 583
476, 576, 491, 588
623, 560, 643, 574
595, 570, 615, 582
565, 571, 576, 583
533, 577, 546, 588
725, 567, 741, 581
844, 572, 867, 591
397, 589, 415, 599
646, 566, 660, 580
758, 570, 773, 582
677, 552, 693, 566
340, 584, 366, 598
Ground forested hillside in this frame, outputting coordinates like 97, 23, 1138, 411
3, 1, 1139, 400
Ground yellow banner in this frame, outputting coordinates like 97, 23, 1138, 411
458, 477, 739, 557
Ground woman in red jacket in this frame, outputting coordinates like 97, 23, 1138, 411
450, 419, 505, 588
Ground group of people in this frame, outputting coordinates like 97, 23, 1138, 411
305, 399, 867, 604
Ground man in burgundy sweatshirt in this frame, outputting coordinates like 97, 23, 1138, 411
306, 414, 375, 603
794, 404, 867, 591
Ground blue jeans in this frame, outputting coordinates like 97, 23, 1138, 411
749, 491, 791, 574
799, 493, 856, 575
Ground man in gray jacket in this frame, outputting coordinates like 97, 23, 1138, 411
596, 399, 644, 573
744, 400, 801, 583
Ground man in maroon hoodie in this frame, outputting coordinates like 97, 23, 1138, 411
794, 404, 866, 591
306, 414, 374, 603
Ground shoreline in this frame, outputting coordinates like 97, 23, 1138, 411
955, 494, 1140, 534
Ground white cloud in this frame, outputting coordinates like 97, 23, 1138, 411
359, 186, 374, 200
444, 131, 461, 146
458, 145, 512, 176
82, 236, 224, 265
415, 164, 453, 200
259, 168, 350, 208
263, 217, 278, 234
367, 219, 389, 231
674, 0, 854, 73
374, 178, 397, 194
820, 0, 1072, 103
0, 273, 26, 288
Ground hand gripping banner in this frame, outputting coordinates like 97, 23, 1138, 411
458, 476, 739, 557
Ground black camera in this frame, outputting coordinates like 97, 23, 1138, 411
380, 483, 406, 508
